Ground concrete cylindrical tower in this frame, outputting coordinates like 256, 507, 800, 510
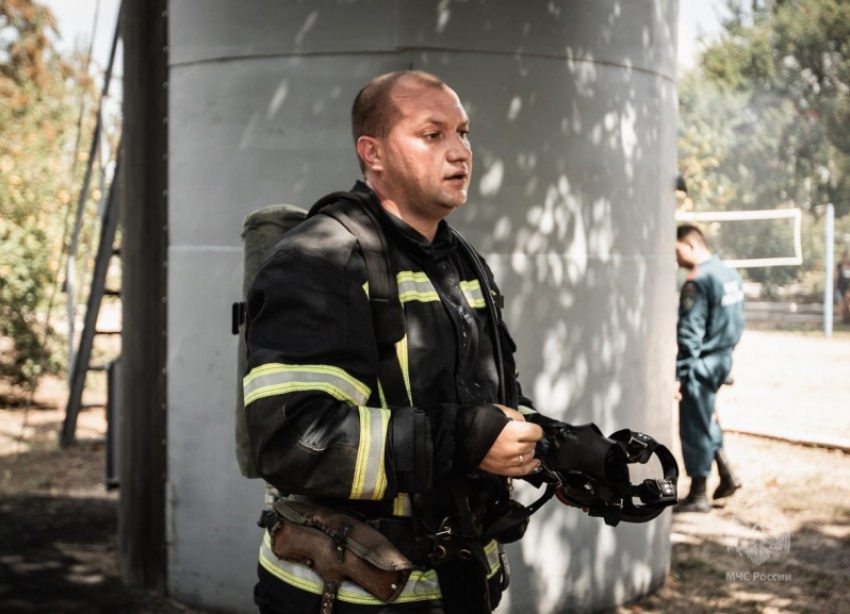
165, 1, 678, 612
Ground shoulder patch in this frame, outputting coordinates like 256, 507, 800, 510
681, 283, 697, 311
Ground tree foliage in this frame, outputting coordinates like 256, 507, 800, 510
678, 0, 850, 290
0, 0, 97, 385
706, 0, 850, 216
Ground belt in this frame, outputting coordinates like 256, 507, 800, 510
367, 516, 435, 567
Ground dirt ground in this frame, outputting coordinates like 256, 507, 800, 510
1, 329, 849, 614
0, 372, 210, 614
605, 431, 850, 614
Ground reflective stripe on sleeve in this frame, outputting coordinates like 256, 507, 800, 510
350, 406, 391, 500
259, 532, 442, 604
459, 279, 486, 309
243, 364, 371, 407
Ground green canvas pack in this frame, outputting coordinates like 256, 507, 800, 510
233, 204, 307, 479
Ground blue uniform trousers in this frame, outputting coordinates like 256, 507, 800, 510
678, 351, 732, 477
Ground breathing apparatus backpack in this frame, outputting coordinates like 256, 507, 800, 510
232, 204, 307, 478
231, 192, 679, 528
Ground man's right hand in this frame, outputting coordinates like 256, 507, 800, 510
478, 405, 543, 477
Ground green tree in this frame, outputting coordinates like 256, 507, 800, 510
678, 0, 850, 291
0, 0, 97, 386
699, 0, 850, 218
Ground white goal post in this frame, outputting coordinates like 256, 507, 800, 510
675, 208, 803, 268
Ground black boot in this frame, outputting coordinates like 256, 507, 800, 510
713, 449, 742, 500
673, 476, 710, 513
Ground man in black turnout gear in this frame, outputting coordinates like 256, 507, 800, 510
674, 225, 744, 514
244, 71, 566, 614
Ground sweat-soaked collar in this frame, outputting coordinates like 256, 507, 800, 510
351, 180, 457, 264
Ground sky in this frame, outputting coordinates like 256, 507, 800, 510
678, 0, 730, 69
42, 0, 122, 73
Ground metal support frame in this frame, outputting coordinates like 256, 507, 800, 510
119, 0, 168, 590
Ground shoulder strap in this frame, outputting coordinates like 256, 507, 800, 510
317, 193, 410, 408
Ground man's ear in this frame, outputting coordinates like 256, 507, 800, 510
356, 136, 383, 172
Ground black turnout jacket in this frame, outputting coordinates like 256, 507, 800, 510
244, 181, 552, 534
244, 182, 561, 606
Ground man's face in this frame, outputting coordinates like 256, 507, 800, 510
676, 239, 695, 269
374, 82, 472, 221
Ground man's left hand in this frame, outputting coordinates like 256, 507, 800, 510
478, 405, 543, 477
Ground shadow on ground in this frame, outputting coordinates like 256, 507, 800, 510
0, 494, 190, 614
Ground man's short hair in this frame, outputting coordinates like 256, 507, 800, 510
677, 224, 707, 247
351, 70, 447, 172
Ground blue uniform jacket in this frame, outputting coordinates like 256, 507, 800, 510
676, 254, 745, 387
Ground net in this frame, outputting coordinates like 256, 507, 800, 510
675, 209, 802, 268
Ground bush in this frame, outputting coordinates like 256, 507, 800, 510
0, 0, 98, 387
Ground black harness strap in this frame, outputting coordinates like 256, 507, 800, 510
317, 194, 545, 554
319, 195, 410, 408
317, 194, 436, 543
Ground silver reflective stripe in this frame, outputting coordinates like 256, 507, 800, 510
350, 406, 390, 500
459, 279, 486, 309
259, 533, 442, 603
243, 363, 370, 406
397, 271, 440, 304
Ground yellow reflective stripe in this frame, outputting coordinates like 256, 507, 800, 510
518, 405, 537, 416
484, 539, 501, 579
376, 379, 387, 409
397, 334, 412, 404
260, 533, 442, 603
243, 364, 370, 407
350, 406, 390, 500
460, 279, 486, 309
397, 271, 440, 304
366, 272, 440, 303
392, 493, 413, 517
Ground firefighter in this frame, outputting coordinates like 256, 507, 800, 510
243, 70, 564, 614
674, 224, 744, 513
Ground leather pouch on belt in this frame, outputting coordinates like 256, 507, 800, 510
270, 500, 414, 609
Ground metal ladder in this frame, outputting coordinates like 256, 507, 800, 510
59, 7, 122, 448
60, 153, 121, 447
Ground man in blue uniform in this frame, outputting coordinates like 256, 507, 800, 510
674, 224, 744, 513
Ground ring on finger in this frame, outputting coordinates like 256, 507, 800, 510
517, 454, 524, 467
